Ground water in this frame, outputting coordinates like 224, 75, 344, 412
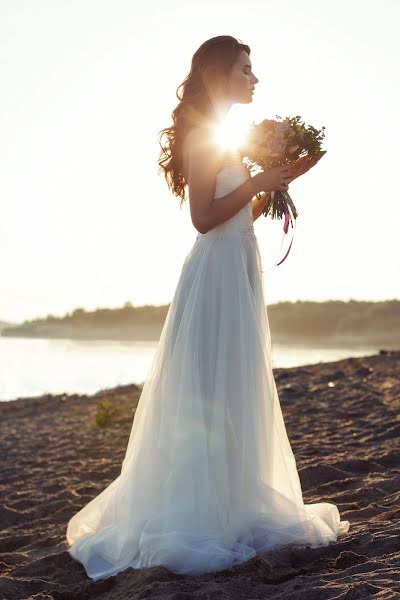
0, 335, 380, 402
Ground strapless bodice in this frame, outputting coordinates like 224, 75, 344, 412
196, 164, 255, 240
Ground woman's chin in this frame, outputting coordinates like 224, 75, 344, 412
235, 94, 254, 105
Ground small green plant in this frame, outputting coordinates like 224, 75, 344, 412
95, 398, 122, 428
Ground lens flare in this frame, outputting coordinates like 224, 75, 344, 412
213, 114, 249, 152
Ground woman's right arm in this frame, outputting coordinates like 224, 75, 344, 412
185, 129, 291, 234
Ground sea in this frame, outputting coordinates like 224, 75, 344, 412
0, 335, 381, 402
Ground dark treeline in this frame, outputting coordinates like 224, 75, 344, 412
267, 299, 399, 340
44, 302, 170, 327
1, 299, 399, 345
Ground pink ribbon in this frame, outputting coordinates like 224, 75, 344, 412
276, 200, 295, 266
283, 200, 290, 234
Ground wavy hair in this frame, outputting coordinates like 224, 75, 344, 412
157, 36, 250, 207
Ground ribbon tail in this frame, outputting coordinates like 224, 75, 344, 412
282, 200, 290, 234
276, 200, 296, 266
276, 234, 294, 265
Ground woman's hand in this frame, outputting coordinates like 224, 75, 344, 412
253, 165, 292, 194
288, 150, 327, 182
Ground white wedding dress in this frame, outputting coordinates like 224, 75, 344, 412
66, 162, 350, 580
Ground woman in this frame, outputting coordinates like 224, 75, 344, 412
66, 35, 350, 580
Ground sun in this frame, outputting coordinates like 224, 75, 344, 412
212, 112, 249, 152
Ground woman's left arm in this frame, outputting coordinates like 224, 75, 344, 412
252, 191, 271, 222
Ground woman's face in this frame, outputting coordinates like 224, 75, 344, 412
226, 50, 259, 104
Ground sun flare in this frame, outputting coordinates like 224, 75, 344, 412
213, 113, 249, 152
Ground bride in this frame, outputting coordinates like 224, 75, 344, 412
66, 35, 350, 580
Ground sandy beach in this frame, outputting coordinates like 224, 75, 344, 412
0, 349, 399, 599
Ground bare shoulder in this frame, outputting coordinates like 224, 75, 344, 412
184, 126, 209, 149
184, 128, 224, 159
182, 127, 224, 179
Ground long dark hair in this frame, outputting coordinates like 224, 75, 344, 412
157, 36, 250, 207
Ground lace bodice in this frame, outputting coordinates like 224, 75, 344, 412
196, 164, 254, 240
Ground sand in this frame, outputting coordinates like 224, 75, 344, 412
0, 349, 399, 599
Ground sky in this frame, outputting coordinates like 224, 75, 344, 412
1, 0, 399, 323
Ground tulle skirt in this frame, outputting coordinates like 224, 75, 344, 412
66, 228, 350, 580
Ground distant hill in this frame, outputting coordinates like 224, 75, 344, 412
1, 299, 399, 347
1, 303, 168, 341
0, 320, 18, 333
267, 299, 399, 348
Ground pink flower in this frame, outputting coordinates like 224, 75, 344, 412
275, 121, 291, 134
270, 138, 288, 156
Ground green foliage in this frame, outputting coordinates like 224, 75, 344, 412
95, 398, 122, 428
10, 302, 170, 330
267, 299, 400, 343
276, 114, 326, 157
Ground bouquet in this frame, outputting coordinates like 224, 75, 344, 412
238, 115, 326, 221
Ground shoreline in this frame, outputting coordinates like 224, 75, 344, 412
1, 327, 397, 349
